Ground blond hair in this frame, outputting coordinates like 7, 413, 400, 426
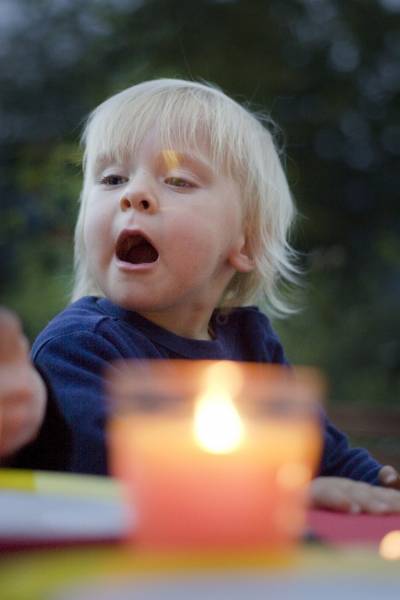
72, 78, 299, 316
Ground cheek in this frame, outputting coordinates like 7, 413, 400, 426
83, 205, 113, 264
183, 204, 242, 252
84, 202, 106, 241
165, 213, 230, 273
167, 212, 212, 250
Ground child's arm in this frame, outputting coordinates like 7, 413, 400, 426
0, 308, 47, 458
310, 468, 400, 513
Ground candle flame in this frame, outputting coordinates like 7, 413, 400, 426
193, 391, 244, 454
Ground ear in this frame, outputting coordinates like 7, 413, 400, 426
228, 234, 255, 273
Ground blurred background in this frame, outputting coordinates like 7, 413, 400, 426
0, 0, 399, 458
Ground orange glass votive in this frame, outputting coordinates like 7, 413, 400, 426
107, 361, 323, 550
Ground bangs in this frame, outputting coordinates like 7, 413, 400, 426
82, 80, 263, 185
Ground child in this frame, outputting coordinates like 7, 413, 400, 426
1, 79, 399, 514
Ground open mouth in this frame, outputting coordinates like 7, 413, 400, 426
116, 231, 159, 265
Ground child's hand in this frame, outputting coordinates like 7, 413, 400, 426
0, 308, 46, 458
309, 476, 400, 514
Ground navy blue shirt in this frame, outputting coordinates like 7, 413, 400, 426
10, 296, 381, 482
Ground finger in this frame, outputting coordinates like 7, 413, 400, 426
0, 396, 40, 457
0, 367, 46, 457
0, 367, 32, 406
373, 487, 400, 513
356, 485, 400, 514
379, 465, 400, 491
330, 495, 362, 514
0, 308, 29, 363
309, 479, 360, 513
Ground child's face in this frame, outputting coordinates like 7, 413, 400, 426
83, 128, 253, 336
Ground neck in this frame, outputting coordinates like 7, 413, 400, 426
138, 306, 215, 340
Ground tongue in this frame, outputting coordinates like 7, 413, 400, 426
127, 240, 158, 264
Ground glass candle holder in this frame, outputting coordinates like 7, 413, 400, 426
107, 360, 324, 550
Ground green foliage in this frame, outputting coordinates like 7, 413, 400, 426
1, 141, 79, 337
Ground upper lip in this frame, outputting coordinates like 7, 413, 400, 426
115, 228, 159, 263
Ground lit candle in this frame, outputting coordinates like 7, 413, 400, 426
108, 361, 323, 550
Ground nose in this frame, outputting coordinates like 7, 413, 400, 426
119, 177, 158, 214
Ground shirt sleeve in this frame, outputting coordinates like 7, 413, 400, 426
318, 412, 382, 484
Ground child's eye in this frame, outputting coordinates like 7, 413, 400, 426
165, 176, 195, 189
100, 174, 127, 186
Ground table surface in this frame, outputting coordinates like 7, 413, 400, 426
308, 508, 400, 545
0, 470, 399, 599
1, 468, 399, 548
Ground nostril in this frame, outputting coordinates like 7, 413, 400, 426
141, 199, 150, 210
120, 197, 131, 210
120, 196, 152, 211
